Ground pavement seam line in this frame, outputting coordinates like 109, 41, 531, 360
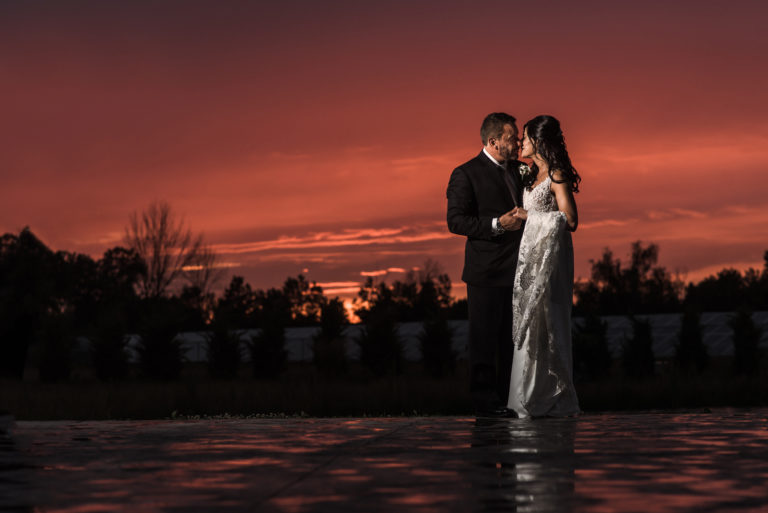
260, 419, 418, 505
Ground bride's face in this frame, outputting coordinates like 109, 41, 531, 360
520, 129, 535, 159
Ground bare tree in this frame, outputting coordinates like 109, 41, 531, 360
124, 201, 203, 299
181, 243, 226, 320
184, 243, 226, 296
408, 258, 444, 285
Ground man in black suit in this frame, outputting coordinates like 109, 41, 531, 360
446, 112, 524, 416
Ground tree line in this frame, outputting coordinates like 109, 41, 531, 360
1, 202, 766, 383
572, 241, 767, 382
574, 240, 768, 315
0, 202, 461, 381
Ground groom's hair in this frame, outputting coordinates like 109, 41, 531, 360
481, 112, 516, 145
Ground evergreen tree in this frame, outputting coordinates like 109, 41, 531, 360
217, 275, 257, 327
248, 319, 286, 379
685, 269, 747, 312
205, 320, 243, 379
313, 298, 349, 377
282, 274, 326, 326
356, 307, 402, 377
0, 228, 64, 378
575, 241, 682, 315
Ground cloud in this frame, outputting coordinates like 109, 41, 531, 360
211, 223, 452, 256
316, 281, 360, 288
181, 261, 241, 271
579, 219, 632, 230
360, 266, 407, 277
322, 286, 361, 296
360, 270, 387, 277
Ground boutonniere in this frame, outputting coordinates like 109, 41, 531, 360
518, 163, 532, 179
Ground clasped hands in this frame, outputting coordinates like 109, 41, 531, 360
499, 207, 527, 231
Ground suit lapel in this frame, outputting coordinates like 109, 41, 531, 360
479, 151, 519, 206
499, 161, 519, 207
508, 160, 523, 205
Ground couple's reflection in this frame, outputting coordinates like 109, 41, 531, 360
469, 417, 576, 512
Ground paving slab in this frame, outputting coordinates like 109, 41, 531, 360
1, 409, 768, 512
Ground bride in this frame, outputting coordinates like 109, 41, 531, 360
506, 115, 581, 418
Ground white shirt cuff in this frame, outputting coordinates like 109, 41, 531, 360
492, 217, 504, 235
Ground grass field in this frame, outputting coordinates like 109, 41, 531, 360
2, 360, 767, 420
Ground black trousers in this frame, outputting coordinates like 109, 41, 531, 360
467, 284, 514, 411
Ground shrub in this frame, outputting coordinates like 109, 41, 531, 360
249, 320, 286, 379
137, 300, 184, 380
573, 313, 612, 381
357, 308, 402, 377
90, 308, 130, 381
205, 321, 243, 379
313, 299, 348, 377
729, 309, 762, 375
675, 309, 708, 373
38, 314, 75, 382
622, 317, 655, 378
419, 314, 455, 377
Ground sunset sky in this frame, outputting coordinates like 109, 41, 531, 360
3, 0, 767, 301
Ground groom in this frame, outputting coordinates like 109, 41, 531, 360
446, 112, 524, 416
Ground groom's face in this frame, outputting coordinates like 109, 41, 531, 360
495, 123, 519, 161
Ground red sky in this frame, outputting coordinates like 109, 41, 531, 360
2, 0, 768, 300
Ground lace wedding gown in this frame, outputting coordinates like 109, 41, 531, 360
507, 176, 580, 418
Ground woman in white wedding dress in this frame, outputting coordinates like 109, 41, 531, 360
506, 115, 581, 418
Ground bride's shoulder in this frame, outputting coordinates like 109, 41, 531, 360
550, 169, 566, 182
548, 169, 569, 190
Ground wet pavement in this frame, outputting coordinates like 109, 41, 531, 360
1, 409, 768, 512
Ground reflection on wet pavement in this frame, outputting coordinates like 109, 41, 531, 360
1, 409, 767, 512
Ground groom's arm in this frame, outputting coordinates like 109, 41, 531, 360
446, 167, 494, 240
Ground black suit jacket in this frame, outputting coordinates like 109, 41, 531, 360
446, 151, 524, 287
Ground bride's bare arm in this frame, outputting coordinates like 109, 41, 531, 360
551, 170, 578, 231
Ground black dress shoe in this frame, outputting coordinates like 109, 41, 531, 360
476, 407, 517, 418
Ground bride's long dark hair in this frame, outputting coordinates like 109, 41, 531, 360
522, 115, 581, 193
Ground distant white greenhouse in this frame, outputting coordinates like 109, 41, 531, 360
97, 312, 768, 364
